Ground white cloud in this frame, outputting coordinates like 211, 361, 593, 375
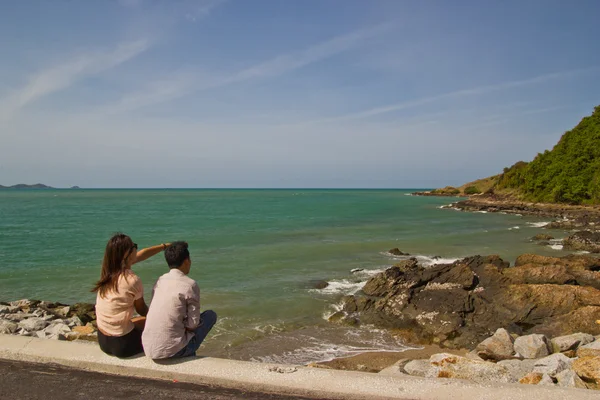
95, 23, 391, 114
303, 66, 599, 124
0, 39, 150, 121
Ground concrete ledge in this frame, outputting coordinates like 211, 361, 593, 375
0, 334, 596, 400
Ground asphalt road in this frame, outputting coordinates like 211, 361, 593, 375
0, 359, 326, 400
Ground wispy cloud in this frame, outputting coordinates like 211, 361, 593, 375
0, 39, 150, 121
305, 66, 599, 124
96, 24, 391, 114
184, 0, 227, 22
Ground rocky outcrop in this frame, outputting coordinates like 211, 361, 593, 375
335, 254, 600, 349
0, 299, 97, 341
563, 231, 600, 253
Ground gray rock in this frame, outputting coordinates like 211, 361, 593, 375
514, 334, 550, 359
0, 305, 10, 314
551, 332, 595, 353
43, 323, 71, 336
35, 331, 47, 339
475, 328, 515, 361
497, 359, 537, 383
4, 313, 36, 322
47, 333, 67, 341
17, 317, 48, 332
533, 353, 573, 377
54, 306, 70, 318
404, 359, 433, 377
555, 369, 588, 389
0, 320, 18, 334
17, 329, 32, 336
9, 299, 30, 307
539, 373, 556, 386
66, 316, 83, 327
576, 340, 600, 357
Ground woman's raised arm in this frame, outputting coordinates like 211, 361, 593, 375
134, 243, 170, 264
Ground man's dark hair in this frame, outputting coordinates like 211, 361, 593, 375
165, 241, 190, 268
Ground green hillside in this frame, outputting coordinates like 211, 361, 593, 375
496, 106, 600, 204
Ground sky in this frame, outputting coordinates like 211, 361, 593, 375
1, 0, 599, 188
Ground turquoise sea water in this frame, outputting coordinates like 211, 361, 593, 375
0, 189, 569, 362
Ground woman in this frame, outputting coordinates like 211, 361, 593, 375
92, 233, 169, 358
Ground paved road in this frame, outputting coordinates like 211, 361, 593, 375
0, 359, 326, 400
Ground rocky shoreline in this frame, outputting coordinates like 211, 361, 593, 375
0, 300, 97, 341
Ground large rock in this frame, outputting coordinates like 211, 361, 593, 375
497, 359, 537, 383
403, 359, 433, 377
475, 328, 515, 361
428, 353, 512, 384
532, 234, 554, 241
0, 305, 10, 314
577, 341, 600, 358
43, 322, 71, 336
0, 320, 18, 334
68, 303, 96, 325
572, 356, 600, 384
555, 369, 588, 389
551, 332, 595, 353
563, 231, 600, 253
17, 317, 48, 332
514, 334, 550, 359
532, 353, 573, 377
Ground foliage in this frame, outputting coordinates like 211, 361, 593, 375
496, 106, 600, 204
464, 186, 481, 195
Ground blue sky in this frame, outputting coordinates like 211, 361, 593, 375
1, 0, 599, 188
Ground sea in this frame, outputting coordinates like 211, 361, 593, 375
0, 189, 571, 363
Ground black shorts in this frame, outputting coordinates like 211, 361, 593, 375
97, 328, 143, 358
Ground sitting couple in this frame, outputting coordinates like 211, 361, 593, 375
92, 233, 217, 359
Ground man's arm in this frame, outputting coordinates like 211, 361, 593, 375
185, 284, 201, 331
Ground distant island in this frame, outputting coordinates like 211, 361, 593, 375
0, 183, 53, 189
415, 105, 600, 206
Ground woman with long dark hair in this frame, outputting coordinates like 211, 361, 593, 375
92, 233, 169, 358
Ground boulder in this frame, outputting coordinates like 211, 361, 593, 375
497, 359, 537, 383
519, 372, 543, 385
577, 341, 600, 358
532, 353, 573, 377
17, 317, 48, 332
429, 353, 512, 384
563, 231, 600, 253
551, 332, 595, 353
514, 334, 550, 359
69, 303, 96, 324
0, 320, 18, 334
532, 234, 554, 241
310, 280, 329, 289
43, 322, 71, 336
0, 305, 10, 314
555, 369, 588, 389
389, 248, 409, 256
54, 306, 70, 318
475, 328, 515, 361
3, 313, 36, 322
403, 359, 433, 377
572, 356, 600, 384
66, 316, 83, 327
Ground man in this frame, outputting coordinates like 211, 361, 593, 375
142, 241, 217, 359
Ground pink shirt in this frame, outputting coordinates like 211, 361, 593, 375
95, 270, 143, 336
142, 269, 200, 359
